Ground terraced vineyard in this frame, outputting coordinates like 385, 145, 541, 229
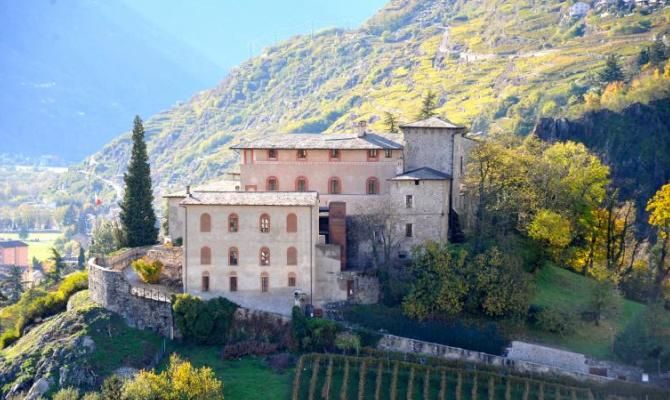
291, 354, 663, 400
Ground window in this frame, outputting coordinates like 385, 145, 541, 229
200, 213, 211, 232
229, 247, 239, 266
245, 185, 257, 191
261, 273, 269, 292
330, 149, 340, 160
385, 149, 392, 158
405, 195, 413, 209
329, 177, 341, 194
295, 177, 308, 192
460, 155, 464, 175
366, 177, 379, 195
260, 247, 270, 266
367, 149, 378, 160
288, 273, 297, 287
286, 213, 297, 233
287, 247, 297, 266
202, 272, 210, 292
398, 251, 408, 259
266, 176, 279, 191
260, 214, 270, 233
229, 276, 238, 292
297, 149, 307, 160
228, 213, 239, 232
405, 223, 413, 238
268, 149, 277, 159
200, 246, 212, 265
414, 180, 420, 186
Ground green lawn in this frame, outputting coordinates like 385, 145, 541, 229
527, 263, 647, 360
0, 232, 62, 262
163, 344, 293, 400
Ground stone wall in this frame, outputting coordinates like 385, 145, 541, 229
377, 334, 636, 384
146, 246, 183, 284
88, 259, 176, 338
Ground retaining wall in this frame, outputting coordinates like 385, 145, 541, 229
377, 334, 635, 384
88, 258, 176, 338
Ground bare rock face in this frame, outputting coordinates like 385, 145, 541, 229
25, 377, 52, 400
0, 293, 101, 398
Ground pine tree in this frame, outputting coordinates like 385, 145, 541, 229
637, 48, 650, 66
649, 38, 668, 65
598, 55, 624, 84
417, 90, 438, 120
119, 116, 158, 247
383, 112, 398, 133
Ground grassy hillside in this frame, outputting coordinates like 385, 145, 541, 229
528, 264, 646, 360
57, 0, 670, 206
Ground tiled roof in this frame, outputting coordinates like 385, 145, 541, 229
230, 132, 403, 150
399, 116, 465, 130
0, 240, 28, 248
164, 179, 241, 198
180, 191, 319, 206
390, 167, 452, 181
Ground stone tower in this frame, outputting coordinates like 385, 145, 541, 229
399, 116, 468, 176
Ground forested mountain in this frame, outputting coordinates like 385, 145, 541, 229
58, 0, 670, 206
0, 0, 221, 162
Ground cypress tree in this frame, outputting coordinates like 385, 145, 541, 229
598, 55, 624, 84
119, 116, 158, 247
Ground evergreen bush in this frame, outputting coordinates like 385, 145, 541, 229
131, 257, 163, 284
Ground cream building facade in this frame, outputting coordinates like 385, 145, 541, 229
166, 117, 475, 314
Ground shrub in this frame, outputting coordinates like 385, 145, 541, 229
172, 294, 238, 344
53, 387, 80, 400
335, 331, 361, 355
131, 256, 163, 284
0, 272, 88, 349
221, 340, 279, 359
122, 354, 223, 400
533, 307, 577, 336
100, 375, 124, 400
291, 306, 341, 352
0, 329, 20, 348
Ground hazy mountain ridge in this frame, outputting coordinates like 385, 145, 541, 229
0, 0, 222, 161
60, 0, 670, 205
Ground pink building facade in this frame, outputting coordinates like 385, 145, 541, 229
0, 240, 29, 268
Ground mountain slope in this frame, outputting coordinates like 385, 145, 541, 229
59, 0, 670, 206
0, 0, 222, 162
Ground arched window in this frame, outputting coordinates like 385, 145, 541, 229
287, 247, 297, 266
260, 213, 270, 233
328, 177, 341, 194
202, 271, 210, 292
286, 213, 297, 233
260, 272, 269, 292
228, 247, 239, 266
228, 213, 239, 232
288, 272, 297, 287
366, 177, 379, 195
266, 176, 279, 191
260, 247, 270, 266
200, 213, 211, 232
200, 246, 212, 265
295, 176, 308, 192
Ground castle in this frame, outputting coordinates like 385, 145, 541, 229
165, 116, 475, 315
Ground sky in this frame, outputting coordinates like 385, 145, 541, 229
121, 0, 387, 71
0, 0, 388, 162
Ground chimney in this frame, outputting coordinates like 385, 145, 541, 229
356, 120, 367, 138
186, 185, 191, 197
